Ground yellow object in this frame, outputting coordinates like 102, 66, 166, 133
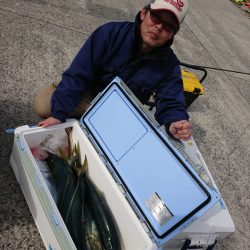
234, 0, 245, 4
181, 70, 204, 95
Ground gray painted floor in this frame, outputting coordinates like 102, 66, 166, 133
0, 0, 249, 249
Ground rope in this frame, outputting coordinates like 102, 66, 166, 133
180, 62, 250, 76
196, 66, 250, 76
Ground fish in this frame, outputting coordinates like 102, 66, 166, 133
45, 153, 77, 219
65, 156, 88, 250
84, 176, 121, 250
84, 203, 103, 250
46, 152, 88, 249
70, 142, 82, 170
65, 127, 73, 157
48, 127, 120, 250
75, 157, 103, 250
65, 127, 82, 169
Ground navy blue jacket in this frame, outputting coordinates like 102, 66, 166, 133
51, 14, 189, 129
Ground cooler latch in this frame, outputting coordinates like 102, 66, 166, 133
16, 134, 25, 150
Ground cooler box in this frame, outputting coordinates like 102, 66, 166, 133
10, 77, 234, 250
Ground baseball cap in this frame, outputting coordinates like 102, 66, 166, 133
150, 0, 189, 26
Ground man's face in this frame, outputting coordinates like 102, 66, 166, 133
140, 8, 178, 52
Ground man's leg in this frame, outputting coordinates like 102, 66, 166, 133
34, 83, 57, 118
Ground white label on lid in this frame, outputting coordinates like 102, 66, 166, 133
145, 193, 173, 226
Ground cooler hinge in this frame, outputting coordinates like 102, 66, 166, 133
124, 193, 157, 244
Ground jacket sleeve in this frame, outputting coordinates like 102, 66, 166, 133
154, 59, 189, 128
51, 25, 108, 121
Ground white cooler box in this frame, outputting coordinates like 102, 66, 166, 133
10, 77, 235, 250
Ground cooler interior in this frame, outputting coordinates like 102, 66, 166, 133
21, 121, 155, 250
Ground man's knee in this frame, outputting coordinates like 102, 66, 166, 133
34, 84, 56, 118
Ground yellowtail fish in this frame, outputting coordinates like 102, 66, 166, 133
85, 176, 121, 250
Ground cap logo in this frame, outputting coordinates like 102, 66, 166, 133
164, 0, 184, 12
177, 0, 184, 7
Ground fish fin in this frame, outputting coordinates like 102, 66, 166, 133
76, 142, 81, 162
65, 127, 73, 156
72, 166, 81, 177
82, 155, 88, 174
58, 146, 68, 161
65, 127, 73, 135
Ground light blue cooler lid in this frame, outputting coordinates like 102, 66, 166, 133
80, 77, 220, 244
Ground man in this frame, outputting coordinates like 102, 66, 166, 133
35, 0, 191, 141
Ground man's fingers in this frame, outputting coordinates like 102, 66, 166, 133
169, 120, 191, 141
173, 121, 183, 129
172, 120, 190, 130
180, 135, 191, 141
37, 121, 45, 127
37, 120, 48, 128
180, 122, 190, 130
180, 131, 192, 141
177, 129, 190, 135
178, 128, 192, 141
37, 117, 61, 128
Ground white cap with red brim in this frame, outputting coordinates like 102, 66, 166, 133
150, 0, 189, 26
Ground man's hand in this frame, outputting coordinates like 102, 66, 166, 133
169, 120, 191, 141
37, 117, 62, 128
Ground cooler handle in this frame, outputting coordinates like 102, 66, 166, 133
181, 239, 191, 250
181, 239, 217, 250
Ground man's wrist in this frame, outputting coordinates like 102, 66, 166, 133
164, 122, 176, 138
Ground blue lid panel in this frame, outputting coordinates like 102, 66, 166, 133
87, 90, 148, 161
81, 78, 219, 242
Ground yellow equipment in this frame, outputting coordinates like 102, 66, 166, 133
146, 63, 207, 109
182, 69, 205, 107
